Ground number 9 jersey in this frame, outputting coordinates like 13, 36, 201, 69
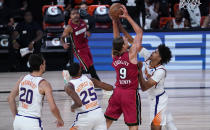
69, 75, 99, 113
112, 52, 138, 90
18, 74, 44, 117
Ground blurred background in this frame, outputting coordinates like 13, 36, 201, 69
0, 0, 210, 72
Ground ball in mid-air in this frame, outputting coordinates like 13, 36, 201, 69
109, 3, 123, 20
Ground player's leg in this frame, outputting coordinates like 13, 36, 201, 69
88, 65, 100, 80
106, 118, 113, 129
128, 125, 138, 130
165, 112, 177, 130
71, 113, 92, 130
92, 109, 107, 130
122, 90, 141, 128
104, 89, 122, 129
150, 92, 168, 130
67, 43, 74, 66
151, 123, 161, 130
86, 48, 100, 80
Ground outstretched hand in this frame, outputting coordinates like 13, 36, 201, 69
119, 5, 129, 19
90, 78, 101, 87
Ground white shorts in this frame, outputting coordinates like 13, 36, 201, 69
13, 114, 43, 130
71, 107, 107, 130
149, 91, 168, 126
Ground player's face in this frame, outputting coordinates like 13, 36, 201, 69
40, 60, 46, 73
70, 10, 80, 23
175, 11, 182, 22
150, 49, 161, 62
24, 12, 33, 23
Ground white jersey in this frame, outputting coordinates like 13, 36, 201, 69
139, 48, 166, 99
69, 75, 100, 113
145, 2, 158, 20
69, 75, 106, 130
172, 18, 185, 29
17, 74, 44, 117
139, 48, 177, 128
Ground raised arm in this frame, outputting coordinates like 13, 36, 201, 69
118, 21, 134, 44
119, 5, 143, 64
112, 20, 120, 38
40, 80, 64, 127
90, 78, 113, 91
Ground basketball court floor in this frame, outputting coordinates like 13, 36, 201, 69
0, 70, 210, 130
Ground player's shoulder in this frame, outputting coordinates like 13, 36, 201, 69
154, 65, 166, 75
39, 79, 52, 90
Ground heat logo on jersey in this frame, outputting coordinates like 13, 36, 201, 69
75, 28, 86, 36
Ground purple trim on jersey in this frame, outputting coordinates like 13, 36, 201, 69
16, 114, 43, 130
71, 106, 101, 127
154, 91, 166, 117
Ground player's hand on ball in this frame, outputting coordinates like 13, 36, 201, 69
56, 119, 64, 127
119, 5, 129, 19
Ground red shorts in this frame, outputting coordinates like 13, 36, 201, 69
73, 47, 93, 71
104, 88, 141, 126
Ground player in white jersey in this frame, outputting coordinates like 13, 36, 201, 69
138, 44, 177, 130
8, 54, 64, 130
64, 63, 113, 130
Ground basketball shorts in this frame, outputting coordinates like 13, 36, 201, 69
13, 114, 43, 130
149, 91, 168, 126
73, 47, 93, 71
104, 88, 141, 126
70, 107, 106, 130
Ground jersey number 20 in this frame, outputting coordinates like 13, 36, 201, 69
19, 87, 33, 104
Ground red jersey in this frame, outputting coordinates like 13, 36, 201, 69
112, 52, 138, 90
69, 19, 88, 49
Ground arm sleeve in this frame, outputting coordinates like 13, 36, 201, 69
151, 69, 165, 83
138, 47, 151, 60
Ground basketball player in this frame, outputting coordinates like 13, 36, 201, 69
138, 45, 177, 130
104, 5, 143, 130
8, 54, 64, 130
61, 8, 100, 81
64, 63, 113, 130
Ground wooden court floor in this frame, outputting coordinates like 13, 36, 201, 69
0, 70, 210, 130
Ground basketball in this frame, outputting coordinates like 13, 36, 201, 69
109, 3, 123, 20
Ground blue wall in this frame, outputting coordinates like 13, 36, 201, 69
75, 31, 210, 70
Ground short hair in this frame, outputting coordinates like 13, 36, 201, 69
158, 44, 172, 65
68, 63, 81, 77
23, 10, 32, 16
29, 54, 44, 71
112, 36, 124, 56
70, 8, 79, 15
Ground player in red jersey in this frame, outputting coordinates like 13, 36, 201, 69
61, 8, 100, 81
104, 5, 143, 130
